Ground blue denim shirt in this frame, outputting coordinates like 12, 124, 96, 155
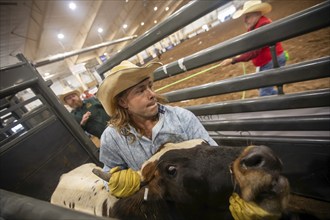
99, 104, 218, 172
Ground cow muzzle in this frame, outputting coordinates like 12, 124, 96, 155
230, 145, 290, 215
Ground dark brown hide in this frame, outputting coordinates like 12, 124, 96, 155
109, 144, 289, 220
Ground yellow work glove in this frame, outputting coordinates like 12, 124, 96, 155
108, 166, 140, 198
229, 193, 281, 220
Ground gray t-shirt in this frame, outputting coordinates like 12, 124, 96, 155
99, 104, 218, 172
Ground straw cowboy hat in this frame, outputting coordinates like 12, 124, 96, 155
232, 0, 272, 19
97, 60, 162, 116
58, 89, 80, 104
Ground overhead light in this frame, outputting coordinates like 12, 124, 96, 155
154, 20, 157, 24
97, 27, 103, 33
165, 7, 169, 11
123, 24, 128, 29
44, 72, 50, 76
69, 2, 76, 10
154, 6, 158, 11
57, 33, 64, 39
141, 22, 144, 26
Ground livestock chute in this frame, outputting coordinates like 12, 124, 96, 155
1, 0, 329, 219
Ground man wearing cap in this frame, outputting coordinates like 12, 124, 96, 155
96, 60, 218, 198
220, 0, 286, 96
59, 89, 110, 139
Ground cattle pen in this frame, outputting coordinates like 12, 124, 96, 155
1, 0, 330, 219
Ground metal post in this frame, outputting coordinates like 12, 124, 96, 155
270, 45, 284, 95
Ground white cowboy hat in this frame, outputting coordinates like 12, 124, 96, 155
58, 89, 80, 104
232, 0, 272, 19
97, 60, 162, 116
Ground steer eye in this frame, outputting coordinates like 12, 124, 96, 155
166, 165, 177, 176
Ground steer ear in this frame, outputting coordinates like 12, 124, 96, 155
92, 168, 111, 182
140, 161, 158, 183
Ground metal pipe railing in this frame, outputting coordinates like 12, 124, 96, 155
153, 1, 330, 81
33, 35, 137, 67
202, 115, 330, 131
0, 189, 113, 220
96, 0, 231, 75
186, 89, 330, 116
163, 56, 330, 102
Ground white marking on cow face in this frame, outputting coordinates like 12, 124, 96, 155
140, 139, 206, 180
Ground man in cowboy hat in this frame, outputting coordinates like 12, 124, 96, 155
58, 89, 110, 139
96, 60, 218, 198
220, 0, 286, 96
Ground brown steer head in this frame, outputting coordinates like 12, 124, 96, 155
94, 141, 289, 220
230, 145, 290, 215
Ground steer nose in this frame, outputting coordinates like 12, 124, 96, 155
240, 145, 283, 171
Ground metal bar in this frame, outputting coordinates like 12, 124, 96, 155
269, 45, 284, 94
153, 1, 330, 80
0, 95, 41, 117
0, 58, 39, 99
270, 45, 280, 69
0, 116, 57, 155
33, 35, 137, 67
0, 189, 112, 220
96, 0, 231, 75
0, 60, 25, 71
0, 79, 37, 99
163, 56, 330, 102
211, 136, 330, 145
186, 89, 330, 116
0, 105, 49, 134
202, 115, 330, 131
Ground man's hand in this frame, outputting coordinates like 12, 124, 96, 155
108, 167, 141, 198
80, 111, 91, 125
220, 58, 233, 67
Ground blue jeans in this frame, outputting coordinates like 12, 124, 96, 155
258, 52, 286, 96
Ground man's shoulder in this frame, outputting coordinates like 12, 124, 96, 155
101, 125, 125, 145
161, 104, 191, 116
102, 125, 118, 137
163, 104, 187, 111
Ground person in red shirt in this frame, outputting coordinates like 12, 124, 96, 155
220, 0, 286, 96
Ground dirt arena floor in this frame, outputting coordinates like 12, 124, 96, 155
153, 0, 330, 107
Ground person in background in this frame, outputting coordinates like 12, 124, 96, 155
220, 0, 286, 96
58, 89, 110, 139
96, 60, 218, 198
82, 90, 94, 99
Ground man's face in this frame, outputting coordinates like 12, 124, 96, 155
64, 93, 83, 109
119, 78, 158, 120
243, 12, 261, 29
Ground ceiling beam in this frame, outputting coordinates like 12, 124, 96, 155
23, 1, 47, 60
70, 0, 103, 65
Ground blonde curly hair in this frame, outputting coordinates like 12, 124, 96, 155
109, 92, 168, 143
